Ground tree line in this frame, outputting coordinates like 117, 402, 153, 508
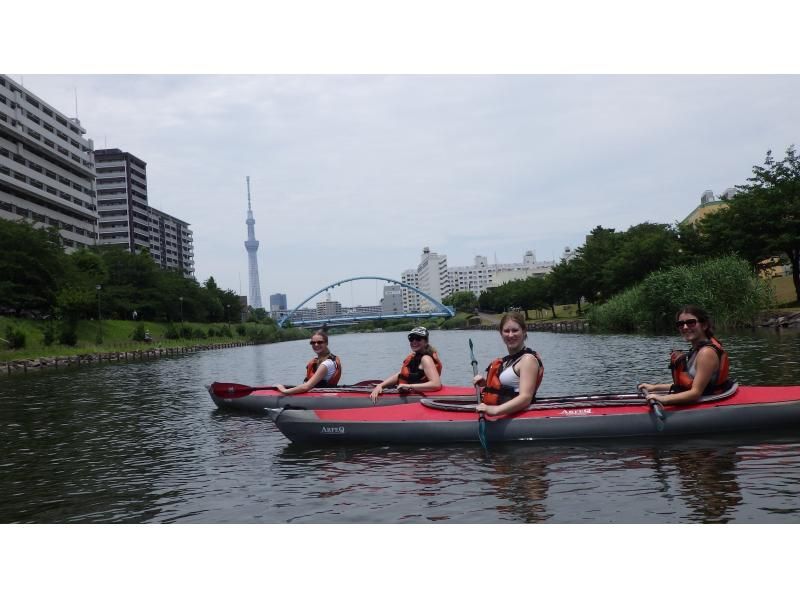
0, 222, 241, 324
464, 146, 799, 324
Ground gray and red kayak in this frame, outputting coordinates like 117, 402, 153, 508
207, 381, 476, 412
266, 383, 800, 444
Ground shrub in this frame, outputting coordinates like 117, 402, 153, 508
235, 324, 247, 337
206, 326, 218, 338
589, 255, 774, 333
4, 325, 26, 349
220, 325, 233, 338
132, 323, 147, 341
164, 323, 179, 340
180, 325, 193, 339
192, 328, 207, 339
59, 323, 78, 346
43, 321, 55, 346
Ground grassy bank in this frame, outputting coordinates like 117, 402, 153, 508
0, 316, 309, 362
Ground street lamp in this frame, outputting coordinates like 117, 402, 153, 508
179, 296, 184, 323
225, 304, 230, 323
95, 284, 103, 344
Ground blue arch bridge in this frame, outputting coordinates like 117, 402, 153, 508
276, 276, 455, 329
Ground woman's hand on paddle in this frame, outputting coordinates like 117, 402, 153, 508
638, 383, 657, 394
473, 375, 486, 387
476, 403, 499, 416
276, 384, 289, 395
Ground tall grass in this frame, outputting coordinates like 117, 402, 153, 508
589, 256, 774, 333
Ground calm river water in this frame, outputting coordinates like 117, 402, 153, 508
2, 328, 800, 523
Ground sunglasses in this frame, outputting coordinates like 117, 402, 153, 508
310, 340, 326, 345
408, 335, 425, 342
675, 318, 699, 329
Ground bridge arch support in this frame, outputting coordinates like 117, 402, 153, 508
277, 276, 455, 328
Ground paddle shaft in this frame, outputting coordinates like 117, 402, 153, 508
469, 339, 489, 451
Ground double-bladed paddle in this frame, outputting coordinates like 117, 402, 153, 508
469, 339, 489, 451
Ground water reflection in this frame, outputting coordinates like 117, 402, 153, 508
2, 328, 800, 523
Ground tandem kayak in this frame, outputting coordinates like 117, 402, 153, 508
266, 384, 800, 445
207, 381, 476, 412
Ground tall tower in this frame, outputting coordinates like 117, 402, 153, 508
244, 176, 263, 308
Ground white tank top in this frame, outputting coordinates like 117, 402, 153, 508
498, 363, 521, 392
320, 358, 337, 382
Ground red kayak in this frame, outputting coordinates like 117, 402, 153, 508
207, 381, 476, 412
266, 383, 800, 444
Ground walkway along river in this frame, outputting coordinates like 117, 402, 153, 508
1, 329, 799, 523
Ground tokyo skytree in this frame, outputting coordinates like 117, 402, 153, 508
244, 176, 263, 308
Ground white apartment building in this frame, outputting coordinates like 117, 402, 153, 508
416, 246, 450, 310
316, 298, 342, 318
400, 269, 421, 312
149, 206, 195, 278
0, 74, 97, 250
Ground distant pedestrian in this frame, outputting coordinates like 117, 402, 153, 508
132, 310, 138, 320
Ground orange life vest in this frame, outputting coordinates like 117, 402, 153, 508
669, 337, 731, 395
398, 351, 443, 384
482, 348, 544, 405
304, 353, 342, 387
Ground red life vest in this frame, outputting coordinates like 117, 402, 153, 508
482, 348, 544, 405
669, 337, 731, 395
398, 351, 443, 384
304, 353, 342, 387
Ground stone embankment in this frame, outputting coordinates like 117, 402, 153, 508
758, 312, 800, 329
2, 341, 254, 376
473, 320, 590, 333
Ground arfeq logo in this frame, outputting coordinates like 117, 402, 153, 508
559, 408, 592, 416
321, 426, 345, 434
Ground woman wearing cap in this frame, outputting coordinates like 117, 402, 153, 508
369, 326, 442, 402
276, 329, 342, 395
474, 312, 543, 416
638, 305, 732, 405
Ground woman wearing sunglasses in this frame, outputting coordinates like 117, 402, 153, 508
370, 326, 442, 402
276, 329, 342, 395
638, 305, 732, 405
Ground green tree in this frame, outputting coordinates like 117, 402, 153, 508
443, 290, 478, 313
0, 219, 63, 314
698, 146, 800, 302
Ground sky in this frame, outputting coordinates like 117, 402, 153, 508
6, 2, 799, 311
11, 73, 800, 309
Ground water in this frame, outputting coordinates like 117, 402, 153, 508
2, 328, 800, 523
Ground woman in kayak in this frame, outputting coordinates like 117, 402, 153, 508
638, 305, 732, 405
474, 312, 543, 416
370, 326, 442, 402
276, 329, 342, 395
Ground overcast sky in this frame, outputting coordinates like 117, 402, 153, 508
7, 0, 800, 309
10, 74, 799, 308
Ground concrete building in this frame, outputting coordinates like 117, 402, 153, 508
415, 246, 450, 309
270, 293, 287, 312
0, 74, 97, 251
149, 206, 195, 278
681, 188, 735, 227
316, 297, 342, 318
381, 284, 404, 315
445, 250, 558, 295
401, 269, 421, 312
94, 148, 150, 253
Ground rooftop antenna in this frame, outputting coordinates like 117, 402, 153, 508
74, 87, 79, 119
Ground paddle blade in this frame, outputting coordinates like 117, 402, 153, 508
478, 415, 489, 451
208, 382, 255, 399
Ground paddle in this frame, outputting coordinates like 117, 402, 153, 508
638, 385, 666, 432
208, 381, 420, 400
469, 339, 489, 451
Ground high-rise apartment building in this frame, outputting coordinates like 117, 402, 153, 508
94, 148, 150, 253
270, 293, 287, 312
401, 269, 421, 312
149, 206, 195, 278
416, 246, 450, 309
0, 74, 97, 251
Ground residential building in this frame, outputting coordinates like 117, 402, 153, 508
415, 246, 450, 309
94, 148, 151, 253
400, 269, 421, 312
0, 74, 97, 250
381, 284, 404, 315
149, 206, 194, 278
316, 297, 342, 318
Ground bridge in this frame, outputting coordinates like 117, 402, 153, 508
276, 276, 455, 328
